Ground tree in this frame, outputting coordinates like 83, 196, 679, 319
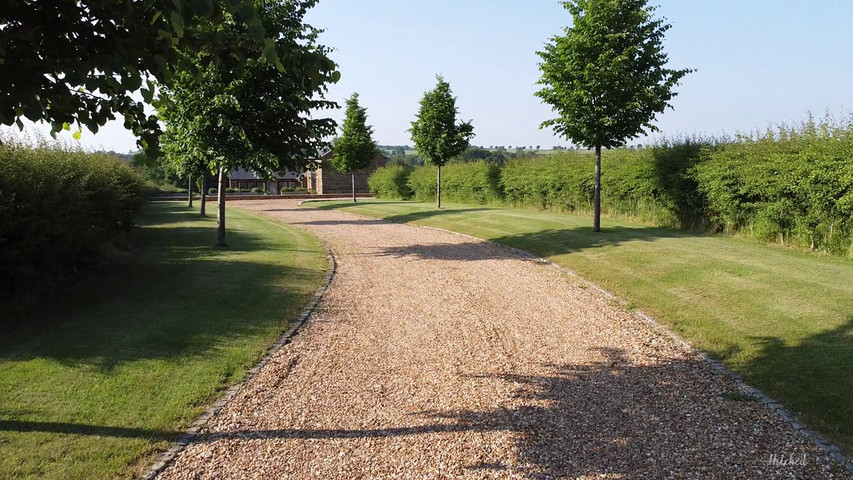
0, 0, 299, 153
535, 0, 692, 231
332, 93, 378, 202
409, 76, 474, 208
159, 0, 339, 246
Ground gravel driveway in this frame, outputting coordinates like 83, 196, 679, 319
157, 199, 849, 479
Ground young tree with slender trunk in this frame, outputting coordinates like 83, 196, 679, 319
535, 0, 692, 232
409, 76, 474, 209
332, 93, 378, 202
159, 0, 339, 246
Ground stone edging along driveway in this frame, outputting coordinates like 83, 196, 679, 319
318, 203, 853, 475
147, 199, 851, 479
140, 236, 337, 480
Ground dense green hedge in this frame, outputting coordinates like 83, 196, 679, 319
368, 119, 853, 256
402, 161, 502, 204
500, 142, 708, 229
0, 143, 152, 304
694, 127, 853, 254
367, 164, 413, 199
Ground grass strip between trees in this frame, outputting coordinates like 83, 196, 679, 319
0, 202, 327, 480
316, 200, 853, 456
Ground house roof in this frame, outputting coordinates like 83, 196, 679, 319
229, 167, 300, 181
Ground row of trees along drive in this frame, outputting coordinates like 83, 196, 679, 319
536, 0, 693, 231
1, 0, 340, 246
155, 0, 339, 246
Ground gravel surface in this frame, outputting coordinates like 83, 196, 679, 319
157, 199, 850, 479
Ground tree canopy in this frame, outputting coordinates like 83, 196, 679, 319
535, 0, 692, 149
0, 0, 311, 152
409, 76, 474, 208
535, 0, 692, 230
158, 0, 339, 244
332, 93, 378, 202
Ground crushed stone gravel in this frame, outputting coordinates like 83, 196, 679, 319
156, 199, 850, 479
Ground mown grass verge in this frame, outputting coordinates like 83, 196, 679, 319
315, 199, 853, 455
0, 202, 326, 479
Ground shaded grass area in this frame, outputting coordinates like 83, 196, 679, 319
0, 202, 327, 479
315, 200, 853, 455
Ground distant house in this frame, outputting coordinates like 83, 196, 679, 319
228, 167, 301, 194
302, 147, 386, 195
228, 147, 386, 195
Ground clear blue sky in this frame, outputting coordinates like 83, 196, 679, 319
22, 0, 853, 152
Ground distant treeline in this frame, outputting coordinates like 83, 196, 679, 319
370, 116, 853, 257
380, 145, 541, 167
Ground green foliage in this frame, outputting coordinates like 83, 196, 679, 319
332, 93, 378, 174
129, 150, 183, 188
368, 164, 414, 199
0, 0, 301, 153
158, 0, 339, 243
0, 141, 151, 304
379, 115, 853, 257
694, 117, 853, 254
441, 162, 503, 204
405, 162, 502, 204
406, 165, 438, 202
500, 153, 594, 212
536, 0, 693, 149
409, 76, 475, 167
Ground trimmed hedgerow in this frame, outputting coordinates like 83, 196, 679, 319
694, 119, 853, 254
0, 142, 152, 304
367, 164, 413, 199
368, 116, 853, 256
406, 164, 437, 202
405, 161, 502, 204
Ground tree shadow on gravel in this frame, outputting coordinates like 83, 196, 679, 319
375, 241, 536, 262
192, 348, 839, 478
291, 219, 391, 226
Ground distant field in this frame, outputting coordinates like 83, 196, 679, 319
315, 199, 853, 456
0, 203, 327, 479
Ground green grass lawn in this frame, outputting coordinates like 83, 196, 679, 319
0, 202, 327, 479
316, 200, 853, 455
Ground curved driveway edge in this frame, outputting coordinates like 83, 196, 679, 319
156, 199, 851, 479
140, 233, 336, 480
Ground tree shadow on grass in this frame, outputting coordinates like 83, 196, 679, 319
184, 348, 837, 478
742, 318, 853, 456
0, 208, 321, 372
491, 225, 696, 257
0, 420, 179, 442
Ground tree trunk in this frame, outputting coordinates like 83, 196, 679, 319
352, 172, 356, 203
200, 175, 207, 216
437, 164, 442, 209
216, 167, 226, 247
594, 144, 602, 232
187, 174, 193, 208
